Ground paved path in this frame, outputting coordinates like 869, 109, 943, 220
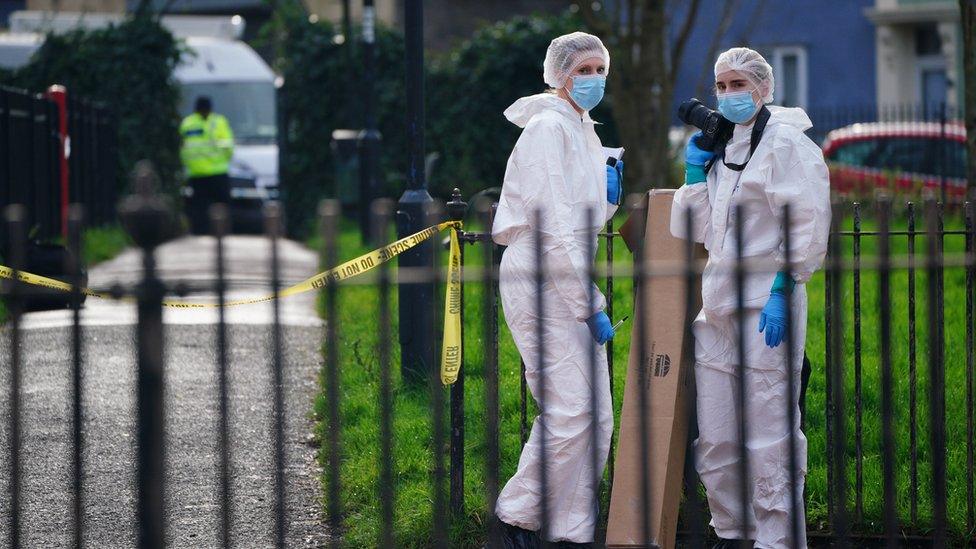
0, 235, 330, 547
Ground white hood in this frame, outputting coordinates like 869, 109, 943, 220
503, 93, 585, 128
767, 105, 813, 132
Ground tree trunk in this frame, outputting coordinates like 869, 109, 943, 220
606, 1, 674, 190
579, 0, 707, 190
961, 0, 976, 195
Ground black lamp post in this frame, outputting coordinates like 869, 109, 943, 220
396, 0, 435, 382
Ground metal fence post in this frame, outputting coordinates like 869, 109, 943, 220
479, 200, 501, 547
372, 198, 396, 547
827, 201, 850, 546
4, 204, 26, 549
852, 202, 864, 523
210, 203, 233, 548
265, 202, 287, 549
320, 200, 343, 548
925, 198, 947, 548
67, 205, 85, 549
446, 189, 466, 519
877, 196, 898, 547
118, 162, 170, 549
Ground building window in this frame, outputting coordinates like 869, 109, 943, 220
915, 23, 942, 56
771, 46, 808, 109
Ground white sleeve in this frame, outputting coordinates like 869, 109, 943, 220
670, 183, 710, 243
517, 120, 605, 322
766, 133, 832, 283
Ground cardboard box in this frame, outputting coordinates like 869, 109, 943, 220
606, 189, 702, 549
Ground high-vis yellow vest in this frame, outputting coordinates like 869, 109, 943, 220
179, 112, 235, 178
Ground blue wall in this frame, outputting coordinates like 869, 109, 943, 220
666, 0, 876, 131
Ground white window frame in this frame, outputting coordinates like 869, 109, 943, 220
771, 46, 808, 109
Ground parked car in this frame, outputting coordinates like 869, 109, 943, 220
822, 121, 968, 200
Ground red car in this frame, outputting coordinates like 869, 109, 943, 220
821, 121, 968, 200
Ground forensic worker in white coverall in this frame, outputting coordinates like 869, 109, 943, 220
491, 32, 622, 549
670, 48, 830, 549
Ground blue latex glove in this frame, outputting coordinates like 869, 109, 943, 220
758, 291, 789, 348
606, 160, 623, 205
684, 132, 715, 185
585, 311, 615, 345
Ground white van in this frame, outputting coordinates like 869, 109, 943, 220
5, 12, 279, 228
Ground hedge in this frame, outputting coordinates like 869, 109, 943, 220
3, 16, 183, 196
276, 10, 620, 237
273, 11, 408, 236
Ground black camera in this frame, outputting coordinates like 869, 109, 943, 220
677, 98, 734, 153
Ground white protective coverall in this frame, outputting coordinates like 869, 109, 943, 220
670, 106, 830, 548
492, 92, 617, 543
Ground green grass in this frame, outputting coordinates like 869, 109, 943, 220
316, 209, 976, 546
81, 225, 132, 266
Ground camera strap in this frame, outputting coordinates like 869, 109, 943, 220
718, 105, 771, 172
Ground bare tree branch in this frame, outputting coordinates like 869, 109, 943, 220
735, 0, 768, 44
693, 0, 740, 99
669, 0, 702, 81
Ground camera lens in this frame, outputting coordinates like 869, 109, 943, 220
677, 99, 702, 126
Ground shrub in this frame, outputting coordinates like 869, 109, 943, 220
426, 12, 620, 198
273, 11, 407, 236
276, 10, 620, 236
7, 16, 183, 196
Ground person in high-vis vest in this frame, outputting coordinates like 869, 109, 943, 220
180, 96, 235, 234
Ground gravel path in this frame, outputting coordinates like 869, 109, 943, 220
0, 235, 330, 548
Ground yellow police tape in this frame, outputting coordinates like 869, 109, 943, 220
0, 220, 465, 385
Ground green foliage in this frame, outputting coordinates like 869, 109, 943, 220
277, 10, 620, 237
426, 12, 620, 199
6, 17, 183, 195
275, 11, 407, 236
82, 225, 132, 266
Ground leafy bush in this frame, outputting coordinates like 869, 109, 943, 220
426, 12, 619, 198
273, 11, 407, 236
7, 16, 183, 195
276, 10, 619, 237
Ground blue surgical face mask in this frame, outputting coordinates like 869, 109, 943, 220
568, 75, 606, 111
717, 90, 759, 124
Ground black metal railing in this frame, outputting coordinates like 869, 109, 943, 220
0, 85, 116, 255
3, 182, 976, 547
68, 95, 117, 229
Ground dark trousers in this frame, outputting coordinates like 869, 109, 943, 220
186, 174, 230, 234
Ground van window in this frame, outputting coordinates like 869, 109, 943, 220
181, 81, 277, 145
